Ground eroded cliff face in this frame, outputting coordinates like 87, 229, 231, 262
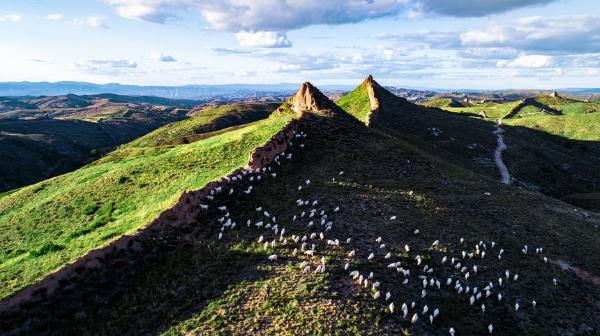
291, 82, 339, 116
362, 75, 381, 126
2, 119, 298, 309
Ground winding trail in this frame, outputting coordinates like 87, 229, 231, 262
493, 119, 511, 185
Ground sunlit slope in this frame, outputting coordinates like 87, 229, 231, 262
502, 97, 600, 141
425, 94, 600, 141
130, 102, 279, 147
0, 110, 292, 299
336, 81, 373, 123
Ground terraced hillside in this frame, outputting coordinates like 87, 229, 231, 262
0, 82, 598, 336
340, 76, 600, 200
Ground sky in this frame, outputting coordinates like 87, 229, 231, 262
0, 0, 599, 89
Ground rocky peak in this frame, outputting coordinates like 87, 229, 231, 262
361, 75, 381, 115
291, 81, 335, 114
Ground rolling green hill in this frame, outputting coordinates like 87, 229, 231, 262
0, 94, 202, 191
420, 97, 467, 108
130, 102, 278, 147
0, 109, 292, 299
338, 76, 600, 199
1, 82, 597, 336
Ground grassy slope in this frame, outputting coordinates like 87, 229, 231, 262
0, 112, 291, 299
4, 110, 598, 335
432, 96, 600, 141
336, 84, 372, 123
502, 98, 600, 141
344, 82, 600, 201
421, 97, 450, 108
504, 112, 600, 141
441, 101, 520, 120
130, 103, 276, 147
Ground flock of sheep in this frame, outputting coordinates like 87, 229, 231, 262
196, 128, 558, 335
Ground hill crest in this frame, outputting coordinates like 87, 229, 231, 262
291, 82, 341, 116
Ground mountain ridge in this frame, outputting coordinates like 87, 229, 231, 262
0, 80, 598, 336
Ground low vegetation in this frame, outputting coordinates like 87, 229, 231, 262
336, 84, 372, 123
0, 111, 292, 299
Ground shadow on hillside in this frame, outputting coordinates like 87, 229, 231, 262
0, 211, 281, 335
0, 118, 164, 192
370, 100, 600, 201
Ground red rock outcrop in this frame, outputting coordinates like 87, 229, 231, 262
291, 82, 339, 116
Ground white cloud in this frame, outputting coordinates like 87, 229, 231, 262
459, 48, 519, 60
235, 31, 292, 48
0, 14, 21, 22
104, 1, 564, 47
497, 55, 554, 68
105, 0, 408, 32
150, 51, 177, 62
460, 26, 510, 45
73, 16, 109, 28
75, 59, 137, 73
415, 0, 556, 17
378, 31, 461, 49
233, 70, 257, 77
46, 14, 64, 21
461, 15, 600, 53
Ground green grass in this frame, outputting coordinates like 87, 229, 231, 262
0, 112, 292, 300
441, 101, 521, 120
420, 97, 457, 108
336, 85, 371, 123
503, 112, 600, 141
129, 104, 274, 147
426, 96, 600, 140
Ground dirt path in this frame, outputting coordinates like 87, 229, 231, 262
493, 120, 511, 185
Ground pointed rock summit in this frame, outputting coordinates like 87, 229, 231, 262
291, 81, 338, 115
361, 75, 382, 118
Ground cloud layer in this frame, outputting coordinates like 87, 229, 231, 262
75, 59, 137, 74
73, 15, 109, 28
151, 51, 177, 62
0, 14, 21, 22
235, 31, 292, 48
104, 0, 560, 47
415, 0, 556, 17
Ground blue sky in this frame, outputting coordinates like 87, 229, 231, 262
0, 0, 599, 89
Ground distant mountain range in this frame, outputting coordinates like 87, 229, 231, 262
1, 81, 598, 102
0, 81, 343, 100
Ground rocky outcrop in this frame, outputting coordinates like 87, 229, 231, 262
362, 75, 381, 126
291, 82, 338, 116
248, 121, 296, 169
